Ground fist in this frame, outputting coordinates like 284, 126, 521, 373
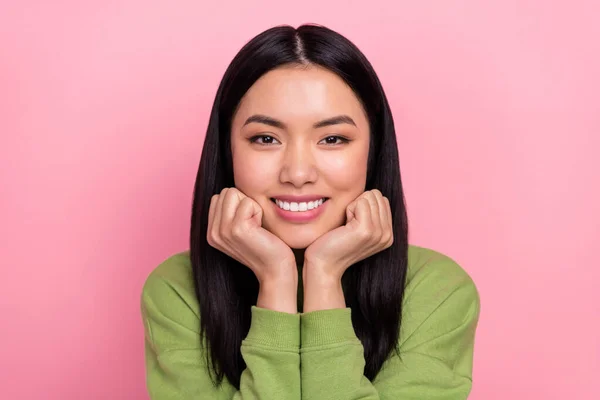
304, 189, 393, 280
207, 188, 297, 283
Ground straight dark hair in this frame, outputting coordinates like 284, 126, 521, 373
190, 23, 409, 389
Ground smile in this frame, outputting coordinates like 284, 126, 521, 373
270, 198, 329, 223
271, 198, 327, 212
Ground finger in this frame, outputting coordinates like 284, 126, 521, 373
372, 190, 388, 232
364, 191, 381, 227
373, 192, 392, 245
212, 188, 228, 238
207, 194, 218, 238
233, 196, 262, 231
354, 197, 373, 231
347, 190, 370, 222
346, 198, 358, 223
230, 187, 247, 201
384, 197, 393, 231
220, 188, 241, 237
383, 196, 393, 246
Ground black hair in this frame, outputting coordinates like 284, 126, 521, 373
190, 23, 409, 389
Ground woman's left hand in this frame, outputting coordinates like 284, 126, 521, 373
304, 189, 394, 282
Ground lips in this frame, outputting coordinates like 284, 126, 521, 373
270, 196, 328, 202
270, 197, 329, 222
273, 197, 326, 211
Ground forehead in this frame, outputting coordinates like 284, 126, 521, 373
232, 65, 368, 127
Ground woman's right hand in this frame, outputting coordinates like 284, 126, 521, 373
207, 187, 297, 285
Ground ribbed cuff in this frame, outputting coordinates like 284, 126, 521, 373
244, 306, 300, 350
300, 307, 359, 348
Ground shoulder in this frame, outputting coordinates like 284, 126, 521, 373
400, 245, 480, 347
142, 250, 193, 287
406, 245, 478, 295
142, 250, 195, 302
140, 251, 200, 339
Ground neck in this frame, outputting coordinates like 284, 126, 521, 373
293, 248, 305, 313
293, 248, 305, 269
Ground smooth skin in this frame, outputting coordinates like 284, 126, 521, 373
208, 64, 393, 314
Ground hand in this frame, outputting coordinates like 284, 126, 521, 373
207, 188, 297, 284
304, 189, 393, 281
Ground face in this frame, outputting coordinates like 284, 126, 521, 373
230, 64, 370, 249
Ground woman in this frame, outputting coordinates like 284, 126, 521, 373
141, 24, 480, 399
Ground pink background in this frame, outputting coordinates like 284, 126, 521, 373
1, 1, 598, 399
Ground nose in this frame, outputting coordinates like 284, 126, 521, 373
279, 141, 318, 187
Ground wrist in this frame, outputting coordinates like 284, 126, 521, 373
302, 268, 346, 313
257, 276, 298, 314
258, 260, 298, 286
302, 260, 344, 284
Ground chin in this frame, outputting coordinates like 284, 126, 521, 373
266, 225, 323, 250
278, 231, 317, 250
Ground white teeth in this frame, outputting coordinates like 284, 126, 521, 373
275, 198, 326, 212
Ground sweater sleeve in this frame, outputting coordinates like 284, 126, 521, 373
299, 258, 480, 400
141, 271, 301, 400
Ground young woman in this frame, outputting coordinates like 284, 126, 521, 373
141, 24, 480, 399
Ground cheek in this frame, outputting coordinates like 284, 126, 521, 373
233, 152, 277, 194
320, 150, 368, 191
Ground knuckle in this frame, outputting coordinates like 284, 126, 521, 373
240, 197, 252, 206
385, 230, 394, 245
358, 228, 371, 241
230, 224, 244, 238
382, 232, 391, 244
206, 232, 218, 248
219, 225, 229, 239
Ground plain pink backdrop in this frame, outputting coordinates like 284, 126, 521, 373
1, 1, 598, 399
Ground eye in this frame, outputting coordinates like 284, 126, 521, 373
319, 136, 350, 145
249, 135, 280, 145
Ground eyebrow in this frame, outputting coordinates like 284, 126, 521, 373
242, 114, 356, 130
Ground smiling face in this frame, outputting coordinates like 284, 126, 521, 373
230, 64, 370, 249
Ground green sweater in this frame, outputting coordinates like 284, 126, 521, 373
141, 245, 480, 399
